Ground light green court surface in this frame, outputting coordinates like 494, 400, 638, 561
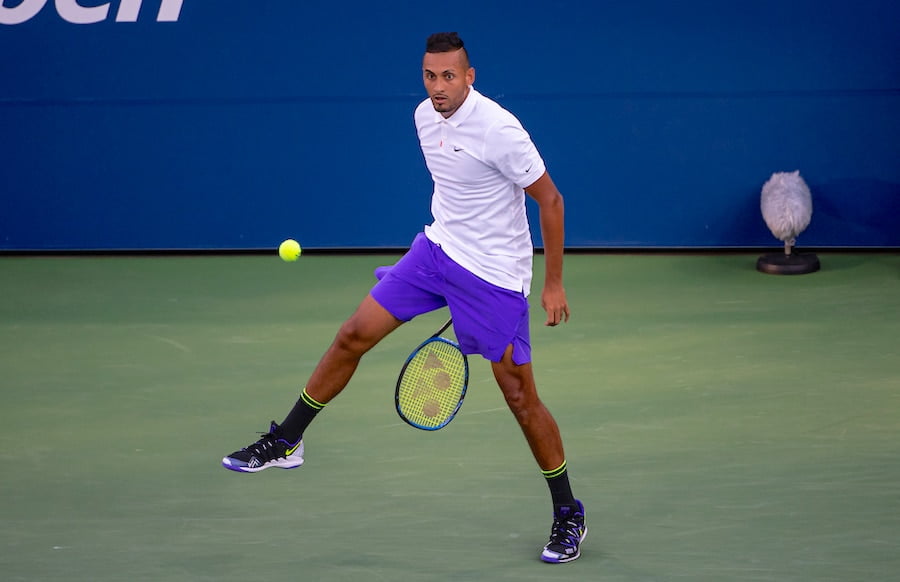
1, 253, 898, 581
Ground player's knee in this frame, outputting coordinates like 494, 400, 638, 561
503, 389, 527, 416
333, 319, 376, 355
501, 383, 538, 419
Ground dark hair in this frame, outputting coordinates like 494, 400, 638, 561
425, 32, 469, 64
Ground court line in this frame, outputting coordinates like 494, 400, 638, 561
145, 334, 191, 353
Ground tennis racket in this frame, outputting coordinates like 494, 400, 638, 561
395, 318, 469, 430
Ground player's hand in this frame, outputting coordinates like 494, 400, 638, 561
541, 285, 570, 326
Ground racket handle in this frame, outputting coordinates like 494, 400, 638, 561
434, 318, 453, 337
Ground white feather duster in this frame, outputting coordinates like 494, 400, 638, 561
760, 170, 813, 254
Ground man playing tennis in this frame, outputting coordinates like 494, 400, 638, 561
222, 31, 586, 564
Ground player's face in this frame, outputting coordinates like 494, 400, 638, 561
422, 49, 475, 119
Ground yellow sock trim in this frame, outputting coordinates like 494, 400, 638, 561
542, 460, 567, 480
300, 388, 327, 410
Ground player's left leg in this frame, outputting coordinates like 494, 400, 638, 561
491, 348, 586, 563
491, 349, 564, 469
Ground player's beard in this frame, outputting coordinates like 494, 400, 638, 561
431, 96, 449, 111
430, 95, 457, 116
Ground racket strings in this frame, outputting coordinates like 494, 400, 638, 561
397, 339, 466, 428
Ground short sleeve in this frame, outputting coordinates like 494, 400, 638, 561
484, 120, 546, 189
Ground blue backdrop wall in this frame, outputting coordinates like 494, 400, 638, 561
2, 0, 898, 250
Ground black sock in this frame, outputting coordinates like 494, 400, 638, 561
542, 461, 576, 508
279, 388, 326, 443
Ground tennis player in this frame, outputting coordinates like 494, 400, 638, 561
222, 31, 586, 564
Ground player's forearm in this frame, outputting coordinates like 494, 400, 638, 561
539, 193, 565, 287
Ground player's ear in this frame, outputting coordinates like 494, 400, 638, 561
467, 67, 476, 85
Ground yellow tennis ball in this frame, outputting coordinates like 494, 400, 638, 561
278, 239, 302, 262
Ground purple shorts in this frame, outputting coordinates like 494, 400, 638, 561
371, 233, 531, 365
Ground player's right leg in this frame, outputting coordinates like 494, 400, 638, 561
221, 294, 403, 473
223, 233, 451, 474
303, 294, 405, 404
220, 420, 306, 473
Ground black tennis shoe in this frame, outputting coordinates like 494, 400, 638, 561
221, 421, 304, 473
540, 499, 587, 563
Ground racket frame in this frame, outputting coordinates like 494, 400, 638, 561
394, 319, 469, 431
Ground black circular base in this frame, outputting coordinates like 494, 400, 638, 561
756, 253, 821, 275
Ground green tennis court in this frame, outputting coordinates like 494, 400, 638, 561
2, 252, 898, 581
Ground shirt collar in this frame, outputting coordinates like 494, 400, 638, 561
432, 85, 478, 127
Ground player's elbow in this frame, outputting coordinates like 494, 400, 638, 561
544, 191, 564, 211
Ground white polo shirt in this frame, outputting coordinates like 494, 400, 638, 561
415, 87, 546, 295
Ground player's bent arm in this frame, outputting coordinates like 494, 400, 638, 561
525, 172, 570, 326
